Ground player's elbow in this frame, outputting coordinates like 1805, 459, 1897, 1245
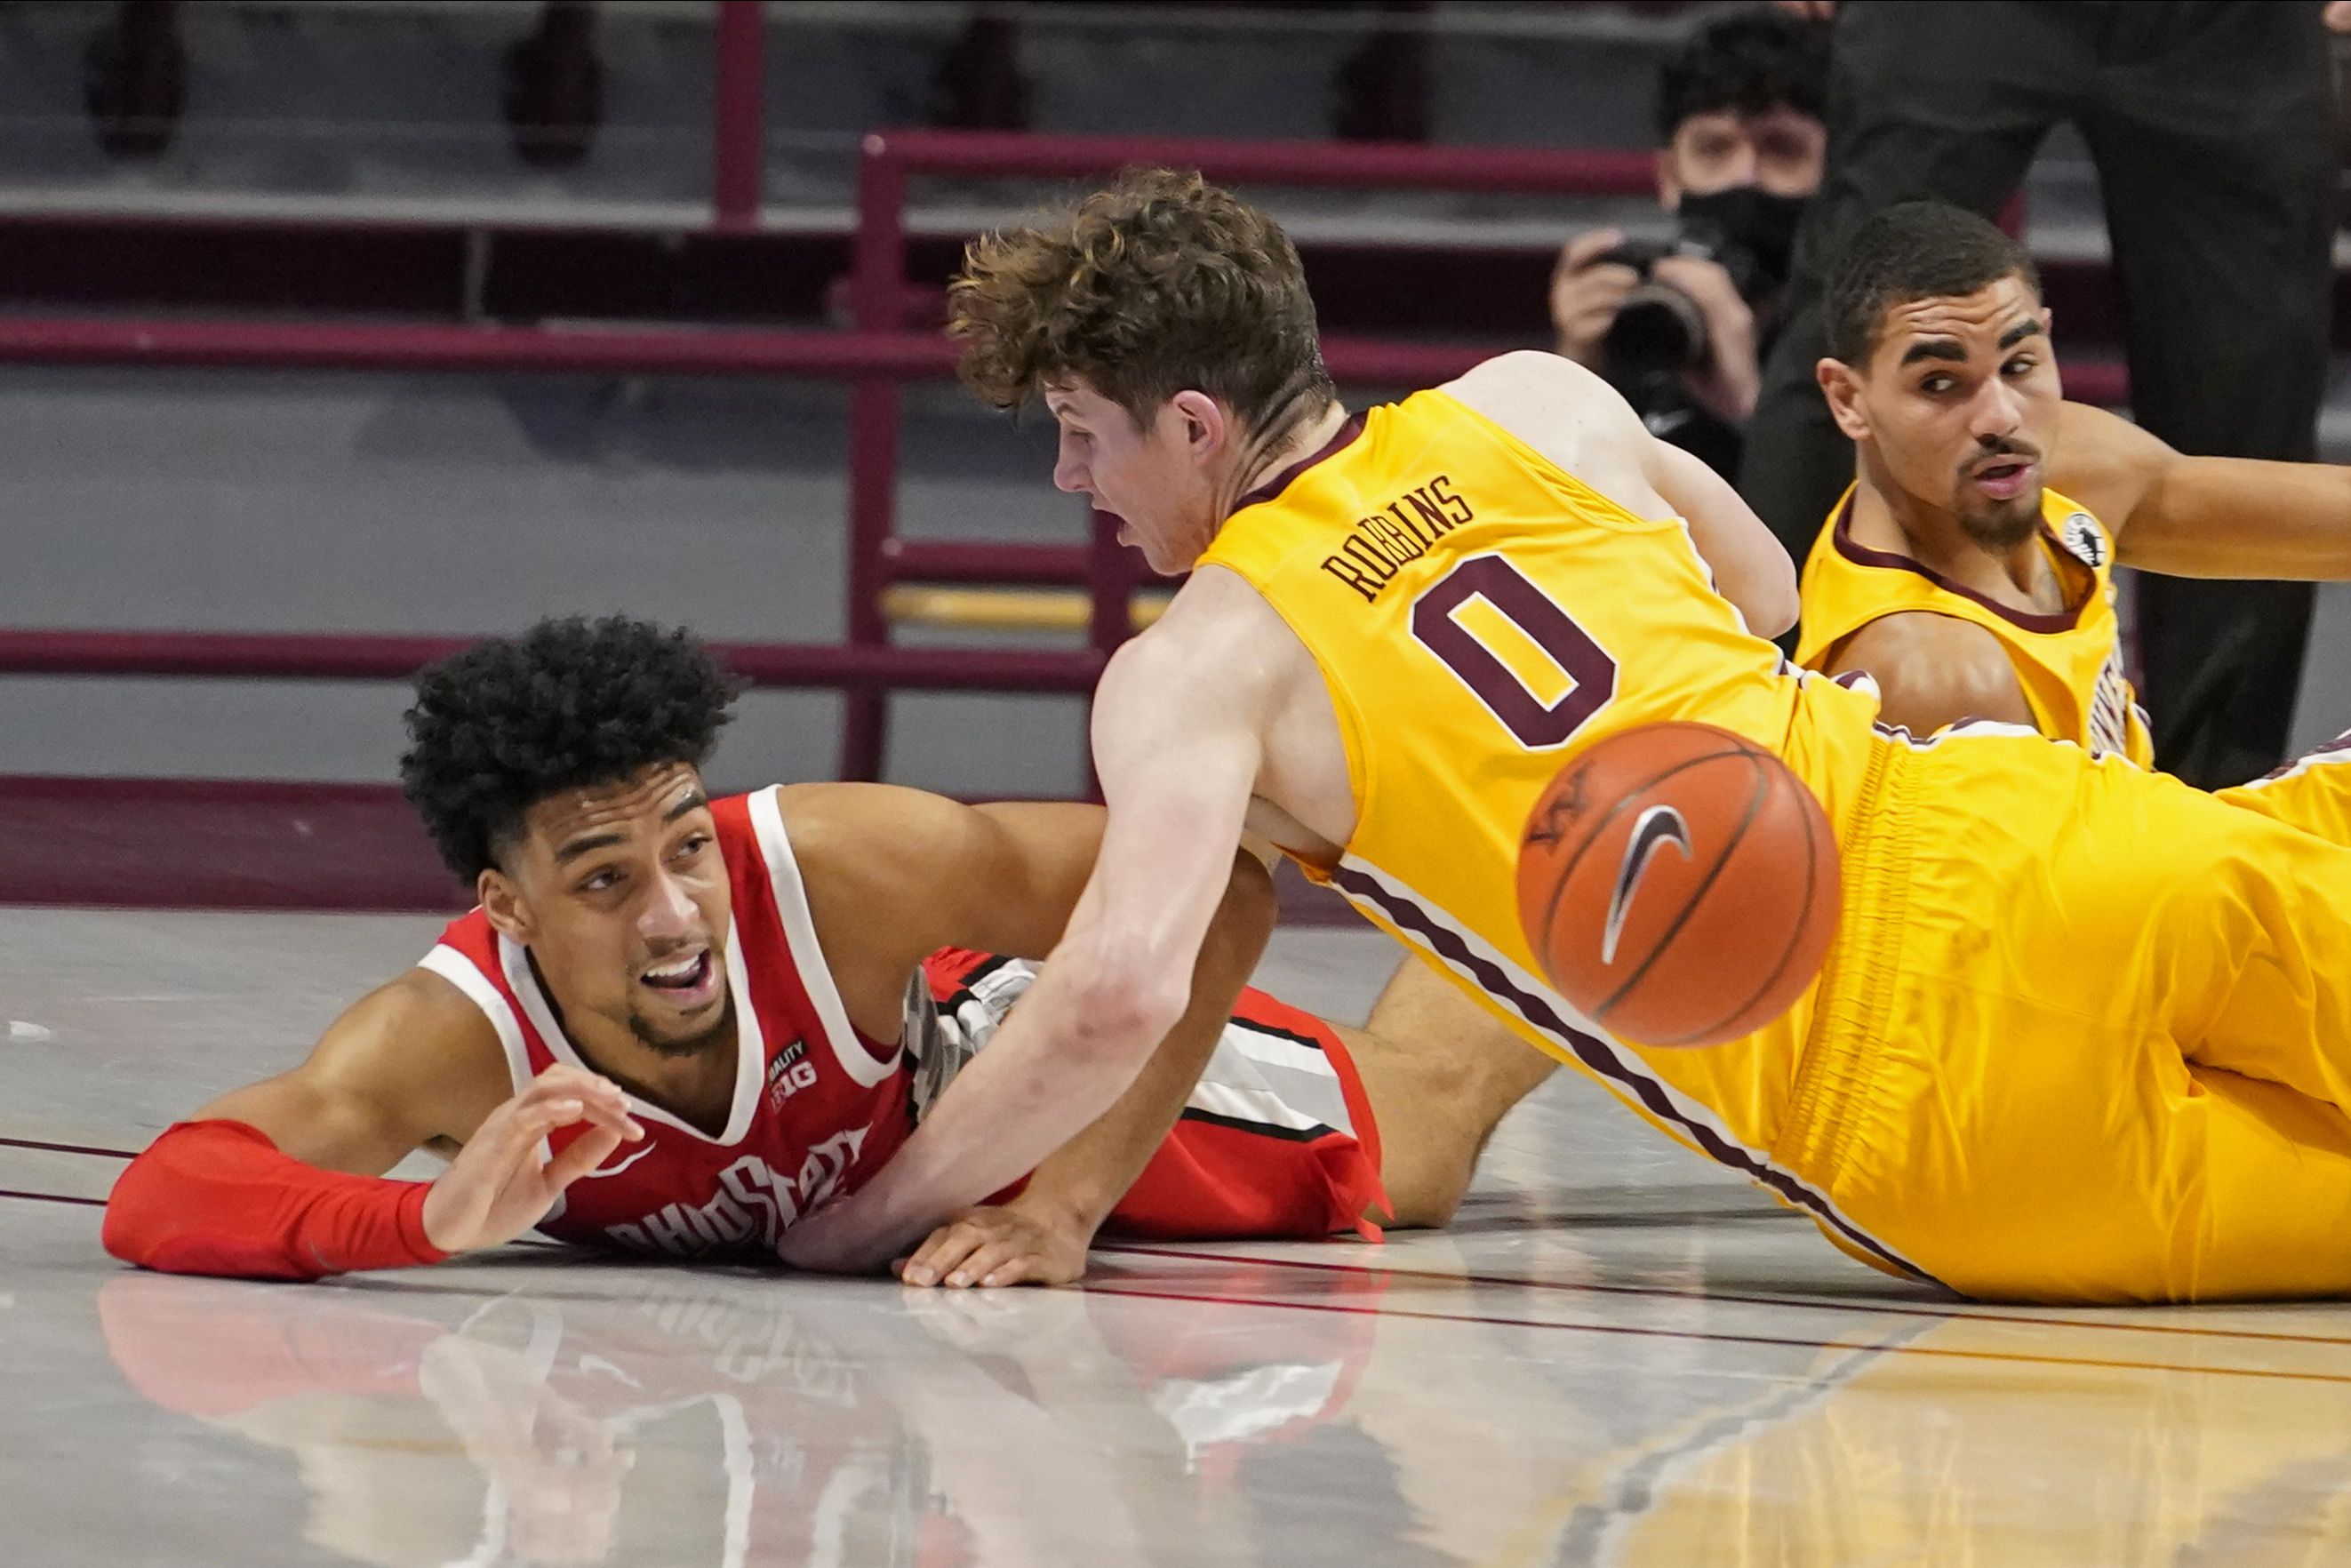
1740, 560, 1801, 641
1057, 948, 1193, 1072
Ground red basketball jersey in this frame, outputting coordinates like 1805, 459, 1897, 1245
419, 787, 916, 1261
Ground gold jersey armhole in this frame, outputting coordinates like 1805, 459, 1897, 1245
1424, 388, 1685, 535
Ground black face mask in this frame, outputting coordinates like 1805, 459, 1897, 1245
1673, 185, 1808, 299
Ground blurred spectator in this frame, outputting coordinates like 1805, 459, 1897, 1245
1741, 2, 2339, 788
1549, 8, 1831, 477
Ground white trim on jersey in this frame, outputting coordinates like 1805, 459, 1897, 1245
1224, 1025, 1332, 1079
1186, 1078, 1332, 1134
1212, 1021, 1354, 1136
746, 785, 899, 1089
925, 953, 1356, 1139
418, 942, 556, 1204
420, 943, 533, 1092
2230, 732, 2351, 792
495, 919, 768, 1147
1328, 852, 1934, 1284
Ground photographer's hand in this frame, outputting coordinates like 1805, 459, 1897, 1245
1549, 229, 1639, 366
1653, 253, 1760, 425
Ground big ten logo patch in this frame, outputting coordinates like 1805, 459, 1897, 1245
2059, 512, 2107, 570
766, 1038, 818, 1106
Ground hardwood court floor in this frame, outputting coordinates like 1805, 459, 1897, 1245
7, 908, 2350, 1566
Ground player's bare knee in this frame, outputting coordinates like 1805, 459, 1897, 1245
1379, 1138, 1478, 1230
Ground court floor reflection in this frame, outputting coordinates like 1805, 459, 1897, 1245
11, 914, 2351, 1566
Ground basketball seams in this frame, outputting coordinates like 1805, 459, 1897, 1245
1594, 750, 1770, 1031
1523, 724, 1841, 1049
1532, 739, 1760, 967
1706, 769, 1832, 1044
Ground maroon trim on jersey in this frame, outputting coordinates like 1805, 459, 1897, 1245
1230, 412, 1368, 515
1830, 493, 2087, 635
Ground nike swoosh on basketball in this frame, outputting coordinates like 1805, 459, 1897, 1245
1603, 805, 1692, 965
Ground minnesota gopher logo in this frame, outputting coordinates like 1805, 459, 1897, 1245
2059, 512, 2107, 569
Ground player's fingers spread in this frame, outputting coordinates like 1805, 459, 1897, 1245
472, 1097, 554, 1160
496, 1099, 584, 1159
527, 1062, 596, 1096
524, 1067, 613, 1109
544, 1124, 625, 1188
526, 1065, 632, 1123
572, 1092, 643, 1141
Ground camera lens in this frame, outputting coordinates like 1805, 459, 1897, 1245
1604, 282, 1709, 373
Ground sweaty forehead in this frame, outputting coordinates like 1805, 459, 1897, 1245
524, 763, 704, 854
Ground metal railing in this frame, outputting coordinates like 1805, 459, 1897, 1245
0, 0, 2135, 785
0, 122, 1673, 784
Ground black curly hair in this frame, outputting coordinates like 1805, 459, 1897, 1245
400, 616, 742, 884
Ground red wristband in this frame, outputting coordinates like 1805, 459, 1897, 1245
102, 1119, 450, 1281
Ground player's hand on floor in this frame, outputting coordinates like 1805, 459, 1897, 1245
896, 1197, 1093, 1288
420, 1063, 642, 1255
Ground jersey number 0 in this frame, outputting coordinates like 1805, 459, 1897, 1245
1410, 554, 1618, 748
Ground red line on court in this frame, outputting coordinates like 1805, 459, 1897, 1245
1084, 1284, 2351, 1388
0, 1188, 104, 1208
0, 1135, 136, 1160
9, 1140, 2351, 1355
1100, 1244, 2351, 1349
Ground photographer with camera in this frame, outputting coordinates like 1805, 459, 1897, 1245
1548, 8, 1829, 477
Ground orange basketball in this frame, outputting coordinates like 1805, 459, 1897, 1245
1515, 722, 1841, 1047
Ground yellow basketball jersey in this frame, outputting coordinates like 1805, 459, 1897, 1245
1794, 485, 2155, 766
1197, 388, 1919, 1276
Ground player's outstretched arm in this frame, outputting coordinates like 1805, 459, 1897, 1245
776, 782, 1276, 1284
2055, 401, 2351, 580
102, 971, 641, 1278
777, 609, 1275, 1275
1824, 612, 2037, 739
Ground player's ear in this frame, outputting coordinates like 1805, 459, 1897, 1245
1818, 357, 1871, 442
1168, 389, 1225, 459
479, 866, 530, 941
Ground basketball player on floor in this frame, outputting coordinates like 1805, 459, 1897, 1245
1795, 201, 2351, 840
770, 168, 2351, 1305
102, 617, 1549, 1284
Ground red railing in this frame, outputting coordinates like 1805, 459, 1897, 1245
836, 128, 1658, 777
0, 114, 1674, 781
0, 8, 2127, 787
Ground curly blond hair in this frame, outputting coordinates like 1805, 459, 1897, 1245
948, 167, 1333, 437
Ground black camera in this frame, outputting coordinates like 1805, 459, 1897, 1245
1595, 213, 1766, 376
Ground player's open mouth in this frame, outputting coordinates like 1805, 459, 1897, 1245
640, 950, 721, 1010
1968, 459, 2034, 500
